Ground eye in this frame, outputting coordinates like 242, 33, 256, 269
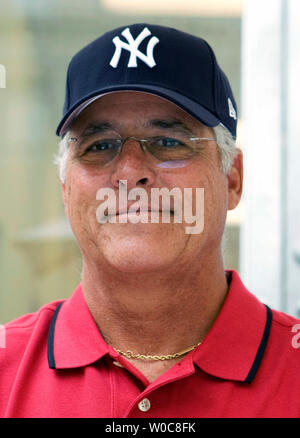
154, 137, 184, 148
85, 139, 120, 153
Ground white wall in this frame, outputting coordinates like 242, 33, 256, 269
240, 0, 300, 316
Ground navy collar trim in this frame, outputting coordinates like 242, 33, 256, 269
47, 301, 65, 370
244, 304, 272, 384
47, 273, 273, 380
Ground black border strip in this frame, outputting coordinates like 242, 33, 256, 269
47, 301, 65, 369
245, 305, 272, 384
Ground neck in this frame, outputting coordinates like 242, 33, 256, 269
81, 250, 229, 357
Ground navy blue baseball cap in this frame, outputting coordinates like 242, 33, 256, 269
56, 23, 237, 138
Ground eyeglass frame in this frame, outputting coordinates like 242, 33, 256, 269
67, 132, 217, 167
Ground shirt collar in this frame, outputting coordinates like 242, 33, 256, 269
48, 270, 272, 383
192, 270, 272, 383
48, 284, 111, 369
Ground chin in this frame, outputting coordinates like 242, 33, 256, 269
101, 236, 179, 273
105, 253, 172, 273
108, 259, 164, 274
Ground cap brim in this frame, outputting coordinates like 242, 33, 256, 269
56, 85, 220, 136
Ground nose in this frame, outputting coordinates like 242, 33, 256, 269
110, 138, 156, 190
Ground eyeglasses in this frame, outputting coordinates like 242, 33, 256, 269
68, 131, 216, 169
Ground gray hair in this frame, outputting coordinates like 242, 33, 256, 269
53, 123, 237, 184
53, 131, 72, 184
213, 123, 238, 173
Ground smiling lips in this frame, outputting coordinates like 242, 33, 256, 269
115, 207, 173, 216
102, 204, 174, 217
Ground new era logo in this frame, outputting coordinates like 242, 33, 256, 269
228, 98, 237, 120
110, 27, 160, 69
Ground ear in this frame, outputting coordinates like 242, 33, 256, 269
227, 148, 243, 211
61, 181, 69, 218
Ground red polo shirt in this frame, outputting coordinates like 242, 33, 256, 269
1, 270, 300, 418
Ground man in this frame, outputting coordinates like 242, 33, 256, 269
1, 23, 300, 418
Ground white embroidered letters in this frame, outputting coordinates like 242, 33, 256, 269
110, 27, 159, 69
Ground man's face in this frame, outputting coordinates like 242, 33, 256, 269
62, 91, 242, 274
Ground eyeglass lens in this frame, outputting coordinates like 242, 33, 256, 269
71, 130, 208, 169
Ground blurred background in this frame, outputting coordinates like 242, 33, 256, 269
0, 0, 299, 323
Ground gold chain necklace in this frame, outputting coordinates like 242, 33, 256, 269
114, 342, 201, 361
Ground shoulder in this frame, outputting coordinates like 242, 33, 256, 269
0, 300, 64, 416
0, 300, 64, 374
271, 306, 300, 331
269, 307, 300, 347
3, 300, 63, 338
262, 306, 300, 378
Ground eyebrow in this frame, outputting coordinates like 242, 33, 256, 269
145, 118, 195, 136
78, 122, 115, 139
77, 118, 194, 141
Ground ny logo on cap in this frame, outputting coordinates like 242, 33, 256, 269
110, 27, 159, 69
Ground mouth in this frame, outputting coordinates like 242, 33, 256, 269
100, 204, 174, 218
115, 208, 173, 216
